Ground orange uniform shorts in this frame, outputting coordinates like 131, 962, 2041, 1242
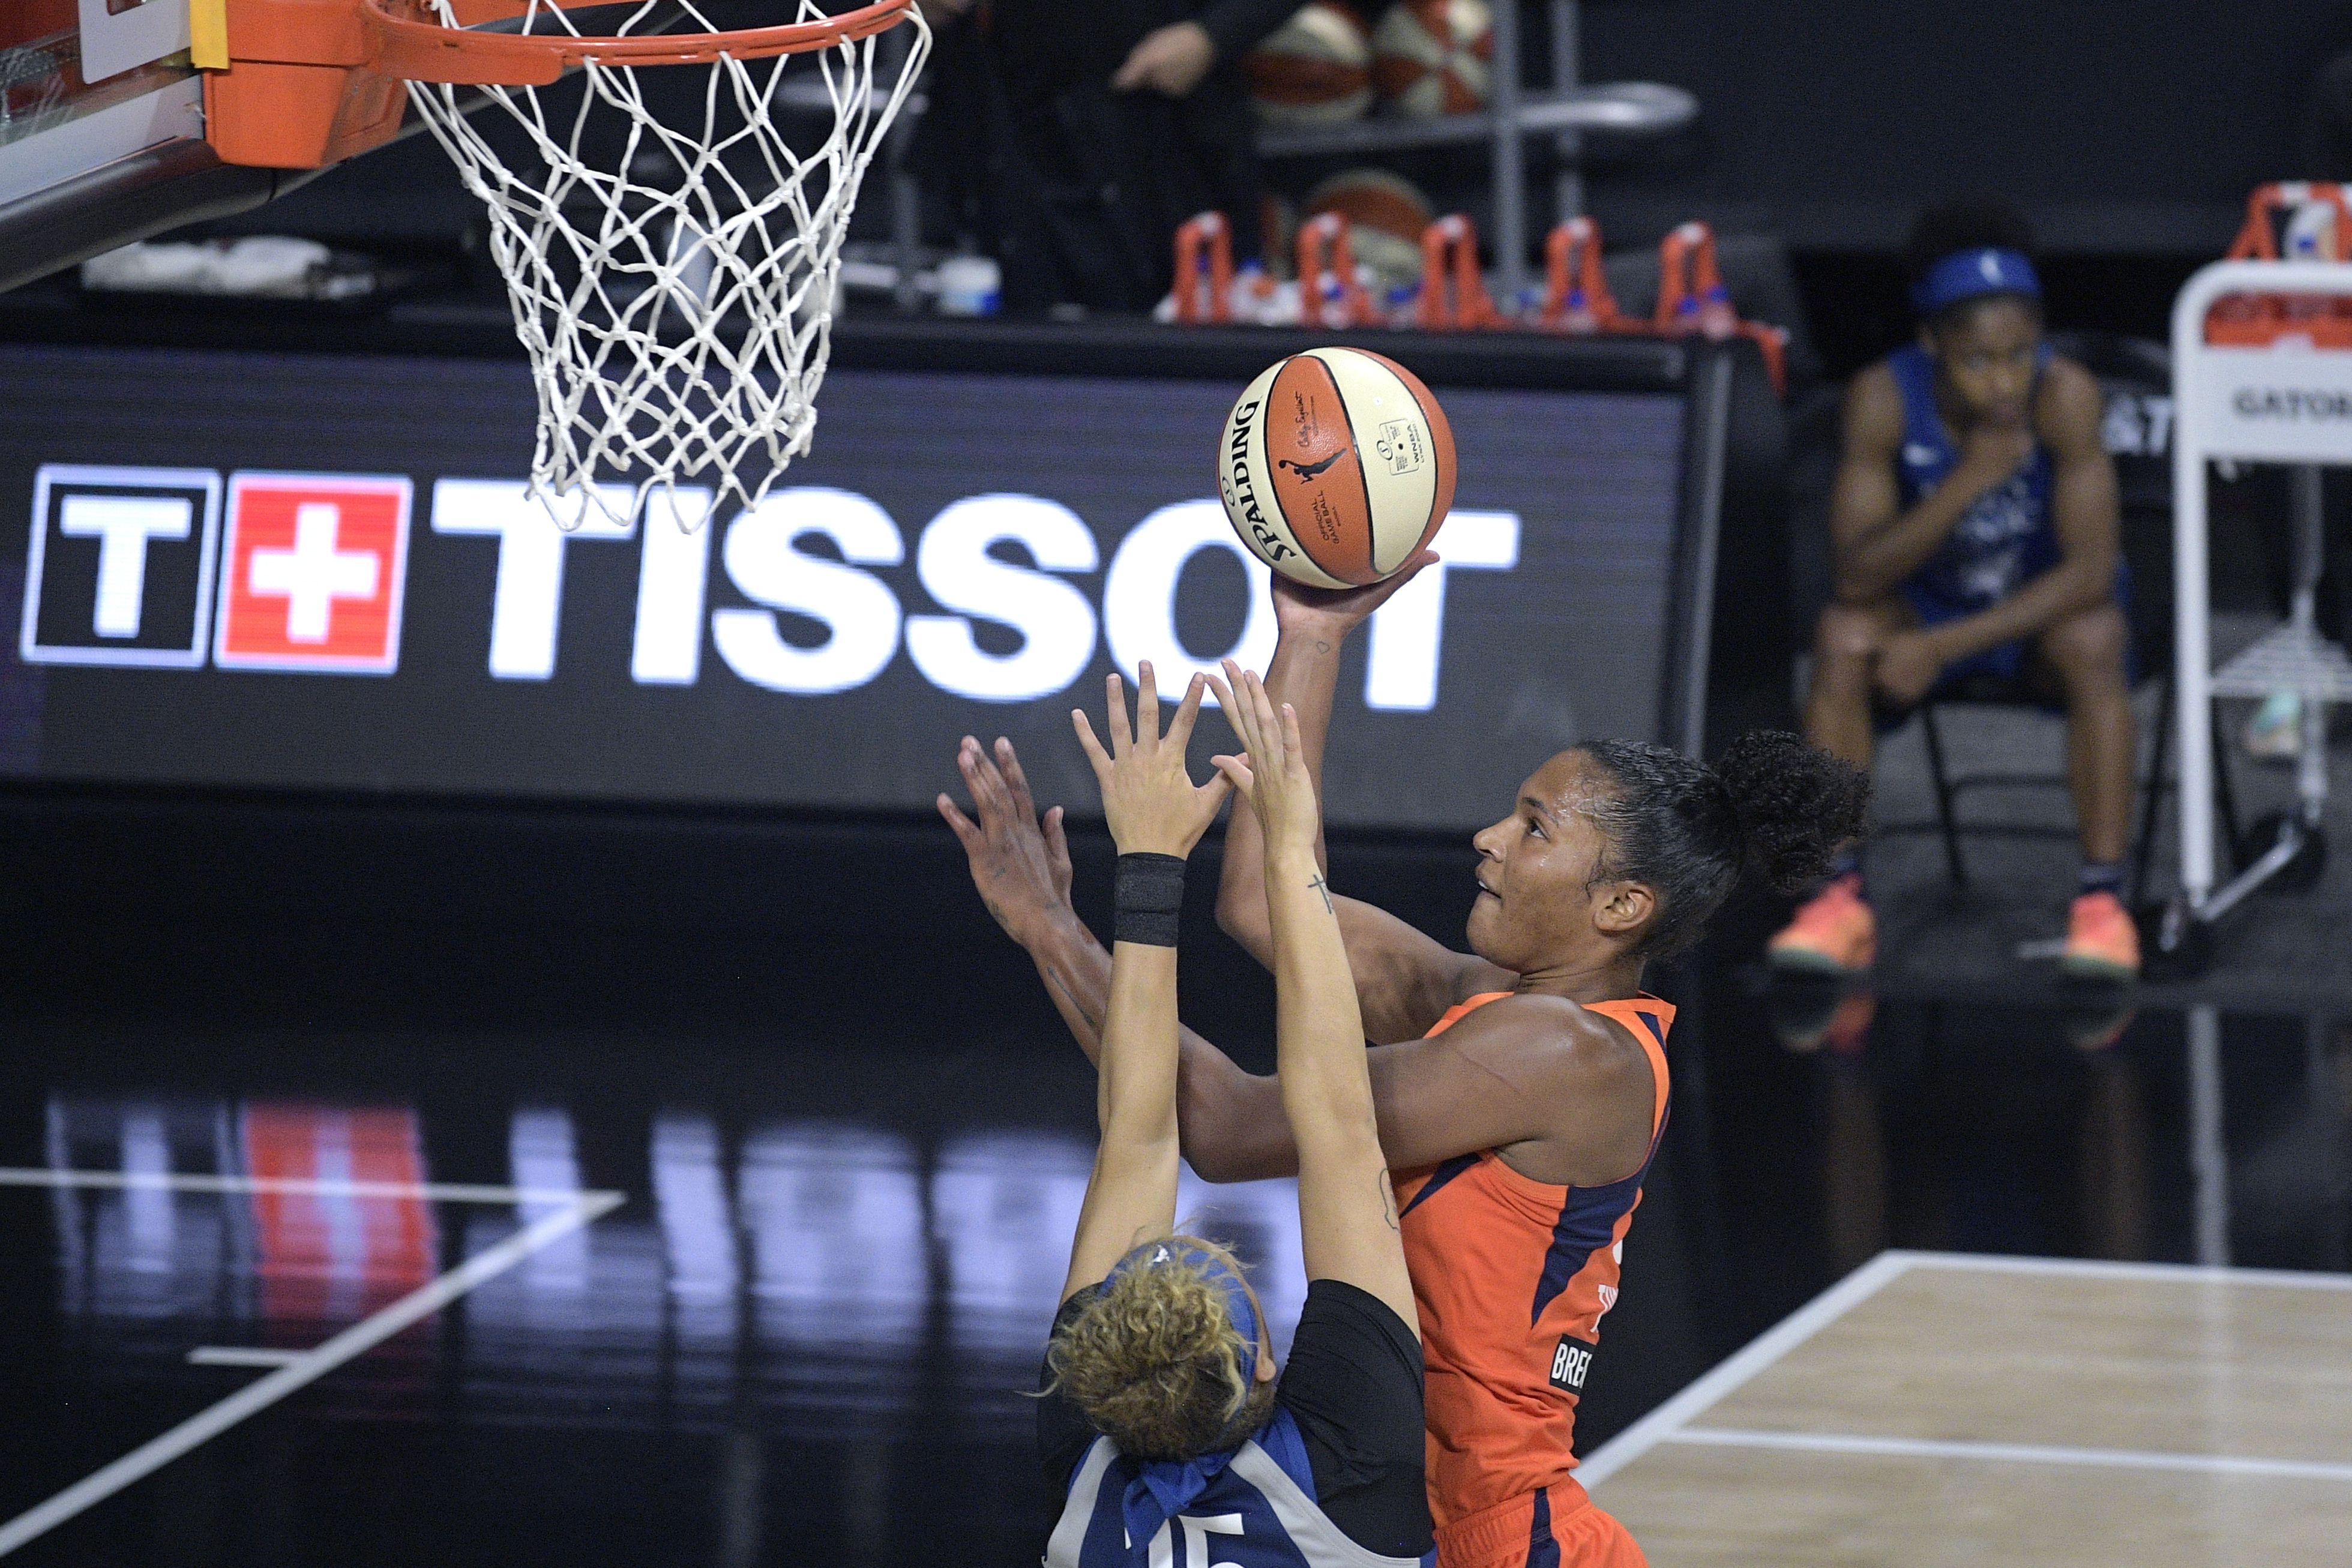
1436, 1479, 1647, 1568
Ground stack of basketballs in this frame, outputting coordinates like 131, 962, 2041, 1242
1240, 4, 1494, 298
1244, 2, 1494, 127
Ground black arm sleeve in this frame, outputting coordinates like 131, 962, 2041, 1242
1193, 0, 1298, 64
1036, 1285, 1107, 1496
1275, 1279, 1433, 1559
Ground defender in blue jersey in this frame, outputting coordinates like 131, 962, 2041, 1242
1024, 662, 1432, 1568
1770, 200, 2140, 982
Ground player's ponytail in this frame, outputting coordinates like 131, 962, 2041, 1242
1578, 733, 1868, 960
1044, 1235, 1275, 1463
1710, 730, 1871, 895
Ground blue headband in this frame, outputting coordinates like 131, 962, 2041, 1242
1912, 247, 2041, 316
1104, 1240, 1263, 1563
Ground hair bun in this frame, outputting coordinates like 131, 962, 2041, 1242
1710, 731, 1871, 895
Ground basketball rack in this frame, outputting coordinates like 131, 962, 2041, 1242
2153, 254, 2352, 976
1251, 0, 1696, 305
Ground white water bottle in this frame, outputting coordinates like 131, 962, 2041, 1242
936, 254, 1002, 317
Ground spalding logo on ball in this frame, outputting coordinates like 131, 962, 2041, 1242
1218, 347, 1456, 589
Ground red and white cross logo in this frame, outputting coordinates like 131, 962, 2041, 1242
215, 473, 411, 672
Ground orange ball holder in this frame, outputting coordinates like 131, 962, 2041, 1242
2206, 182, 2352, 349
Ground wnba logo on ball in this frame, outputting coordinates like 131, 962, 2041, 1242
1376, 418, 1427, 476
1275, 452, 1344, 482
25, 464, 1524, 713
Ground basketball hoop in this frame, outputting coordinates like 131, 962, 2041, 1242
206, 0, 930, 524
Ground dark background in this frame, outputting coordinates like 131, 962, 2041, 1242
247, 0, 2347, 256
154, 0, 2352, 382
1570, 0, 2347, 255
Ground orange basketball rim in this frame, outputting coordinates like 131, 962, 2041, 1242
191, 0, 921, 169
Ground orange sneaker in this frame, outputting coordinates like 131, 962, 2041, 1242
1768, 875, 1877, 975
2061, 891, 2140, 983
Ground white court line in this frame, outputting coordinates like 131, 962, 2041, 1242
1580, 1249, 2352, 1494
1576, 1251, 1916, 1489
185, 1347, 306, 1368
1663, 1427, 2352, 1485
0, 1172, 627, 1558
0, 1167, 597, 1206
1896, 1249, 2352, 1291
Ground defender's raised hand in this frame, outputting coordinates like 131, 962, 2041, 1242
1072, 662, 1233, 859
1208, 661, 1322, 856
938, 734, 1074, 945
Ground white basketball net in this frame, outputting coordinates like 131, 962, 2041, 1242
405, 1, 929, 525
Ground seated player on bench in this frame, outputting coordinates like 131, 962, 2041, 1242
1770, 199, 2140, 982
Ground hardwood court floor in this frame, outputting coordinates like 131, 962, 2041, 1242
1581, 1252, 2352, 1567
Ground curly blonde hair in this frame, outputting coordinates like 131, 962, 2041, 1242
1046, 1235, 1276, 1462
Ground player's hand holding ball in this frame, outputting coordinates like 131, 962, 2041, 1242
1269, 546, 1440, 641
1071, 662, 1233, 860
1208, 661, 1323, 859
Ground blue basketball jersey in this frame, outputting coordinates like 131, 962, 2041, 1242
1045, 1408, 1427, 1568
1887, 342, 2057, 612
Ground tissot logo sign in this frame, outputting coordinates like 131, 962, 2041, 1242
19, 466, 220, 667
24, 464, 1518, 710
215, 473, 411, 673
423, 484, 1519, 709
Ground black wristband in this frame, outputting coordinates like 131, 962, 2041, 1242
1113, 853, 1187, 948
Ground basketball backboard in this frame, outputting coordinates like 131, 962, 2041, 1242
0, 0, 316, 294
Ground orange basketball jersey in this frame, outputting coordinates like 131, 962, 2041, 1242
1392, 990, 1673, 1534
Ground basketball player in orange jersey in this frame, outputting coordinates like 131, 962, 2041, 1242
942, 578, 1868, 1568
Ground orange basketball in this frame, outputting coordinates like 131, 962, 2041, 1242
1371, 0, 1493, 118
1243, 3, 1375, 127
1302, 167, 1435, 291
1217, 347, 1457, 589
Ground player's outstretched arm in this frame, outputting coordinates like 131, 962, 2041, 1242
939, 734, 1278, 1182
1211, 666, 1416, 1334
1210, 571, 1511, 1044
1056, 665, 1233, 1304
937, 730, 1640, 1187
